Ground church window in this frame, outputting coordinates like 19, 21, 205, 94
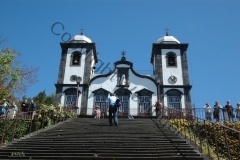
71, 51, 81, 66
166, 89, 181, 109
139, 96, 150, 113
137, 89, 153, 115
166, 52, 177, 67
95, 95, 107, 113
114, 89, 130, 115
168, 96, 181, 109
93, 89, 109, 115
65, 95, 76, 108
118, 96, 129, 113
64, 88, 80, 108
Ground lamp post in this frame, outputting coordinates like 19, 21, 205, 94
156, 77, 162, 118
76, 77, 82, 109
156, 78, 161, 102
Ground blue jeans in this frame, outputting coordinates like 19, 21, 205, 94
109, 106, 118, 125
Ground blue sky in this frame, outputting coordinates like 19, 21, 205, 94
0, 0, 239, 108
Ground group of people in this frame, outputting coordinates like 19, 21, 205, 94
95, 93, 138, 125
21, 99, 37, 120
0, 98, 37, 120
0, 99, 18, 119
93, 95, 240, 124
95, 96, 163, 126
204, 100, 240, 122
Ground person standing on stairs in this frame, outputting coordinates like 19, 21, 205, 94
224, 100, 234, 122
21, 99, 29, 119
0, 99, 8, 117
107, 93, 118, 126
236, 103, 240, 121
213, 101, 222, 122
154, 100, 163, 119
204, 103, 212, 121
29, 99, 37, 120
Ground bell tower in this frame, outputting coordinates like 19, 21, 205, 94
55, 32, 98, 115
151, 31, 192, 109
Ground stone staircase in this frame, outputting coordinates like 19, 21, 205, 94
0, 118, 205, 159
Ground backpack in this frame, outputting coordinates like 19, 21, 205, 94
115, 99, 122, 108
0, 107, 6, 115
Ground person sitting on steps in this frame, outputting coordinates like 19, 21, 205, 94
128, 114, 134, 120
94, 106, 101, 119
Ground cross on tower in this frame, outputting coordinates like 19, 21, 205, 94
165, 28, 170, 36
121, 50, 126, 57
80, 28, 84, 35
121, 50, 126, 61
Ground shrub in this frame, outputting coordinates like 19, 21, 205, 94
0, 103, 77, 145
169, 119, 240, 160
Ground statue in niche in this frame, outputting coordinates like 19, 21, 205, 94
119, 74, 129, 86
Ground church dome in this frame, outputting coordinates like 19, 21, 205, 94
70, 33, 92, 43
156, 32, 180, 44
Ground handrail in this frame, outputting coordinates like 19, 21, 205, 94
0, 108, 77, 146
160, 107, 240, 160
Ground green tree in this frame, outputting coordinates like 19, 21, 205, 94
33, 90, 46, 106
33, 90, 55, 107
44, 92, 55, 105
0, 48, 38, 101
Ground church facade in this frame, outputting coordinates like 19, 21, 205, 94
55, 32, 192, 116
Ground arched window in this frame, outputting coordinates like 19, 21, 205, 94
135, 88, 153, 115
64, 88, 81, 108
71, 51, 81, 66
166, 89, 182, 109
166, 52, 177, 67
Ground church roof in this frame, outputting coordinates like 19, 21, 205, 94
70, 33, 92, 43
156, 32, 180, 44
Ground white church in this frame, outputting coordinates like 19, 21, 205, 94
55, 31, 192, 117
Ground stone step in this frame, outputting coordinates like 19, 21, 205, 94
0, 152, 202, 157
13, 138, 186, 142
0, 148, 197, 152
4, 146, 193, 151
18, 135, 184, 138
0, 156, 205, 160
12, 143, 188, 147
3, 145, 194, 149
